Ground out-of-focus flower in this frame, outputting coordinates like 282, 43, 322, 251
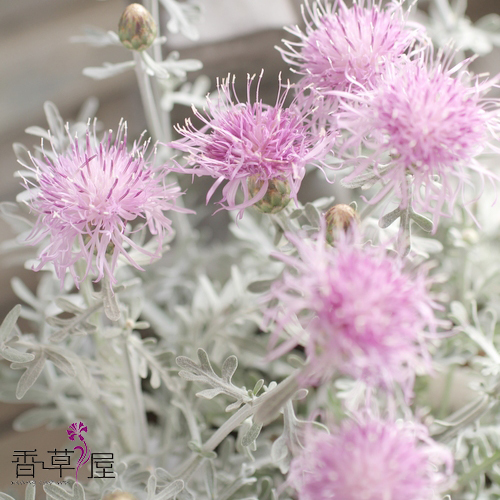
20, 122, 190, 287
336, 50, 500, 227
267, 231, 438, 397
288, 415, 454, 500
279, 0, 424, 126
170, 73, 334, 217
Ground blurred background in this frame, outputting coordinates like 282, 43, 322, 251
1, 0, 499, 493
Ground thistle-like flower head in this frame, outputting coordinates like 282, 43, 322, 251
288, 415, 454, 500
267, 231, 438, 397
337, 50, 500, 225
279, 0, 423, 124
21, 122, 189, 287
171, 73, 334, 217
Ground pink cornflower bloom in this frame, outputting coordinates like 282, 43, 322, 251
267, 231, 438, 398
170, 73, 334, 217
336, 50, 500, 226
21, 122, 189, 287
278, 0, 424, 125
288, 415, 454, 500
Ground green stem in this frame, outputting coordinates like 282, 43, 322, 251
122, 335, 149, 454
133, 52, 165, 143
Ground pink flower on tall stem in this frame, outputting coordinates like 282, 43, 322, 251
335, 50, 500, 226
267, 231, 438, 398
288, 415, 454, 500
279, 0, 424, 126
171, 73, 334, 217
20, 121, 190, 287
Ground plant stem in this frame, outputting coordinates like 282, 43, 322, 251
122, 335, 149, 454
133, 52, 165, 144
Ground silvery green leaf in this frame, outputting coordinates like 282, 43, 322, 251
14, 351, 47, 399
13, 407, 62, 431
55, 298, 84, 315
304, 203, 320, 228
177, 349, 250, 408
13, 142, 32, 168
247, 279, 274, 293
46, 348, 76, 377
1, 346, 34, 363
25, 125, 51, 140
204, 460, 216, 500
83, 61, 136, 80
155, 479, 185, 500
44, 481, 85, 500
450, 301, 469, 325
0, 493, 16, 500
0, 304, 21, 342
252, 379, 264, 397
196, 388, 225, 399
379, 208, 401, 229
271, 434, 288, 473
12, 277, 40, 310
71, 26, 121, 47
221, 355, 238, 383
25, 482, 36, 500
44, 101, 65, 143
102, 276, 121, 321
411, 212, 433, 232
161, 0, 200, 40
241, 421, 263, 447
0, 203, 33, 236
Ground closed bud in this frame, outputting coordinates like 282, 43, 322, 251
118, 4, 157, 51
103, 492, 136, 500
247, 176, 291, 214
325, 204, 360, 244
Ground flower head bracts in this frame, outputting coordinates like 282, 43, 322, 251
20, 121, 190, 287
171, 72, 334, 218
266, 230, 438, 398
279, 0, 425, 126
288, 415, 454, 500
335, 49, 500, 227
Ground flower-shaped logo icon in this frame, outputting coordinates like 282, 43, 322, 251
67, 422, 91, 481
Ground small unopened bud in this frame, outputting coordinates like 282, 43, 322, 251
118, 4, 157, 51
247, 176, 291, 214
325, 204, 360, 244
103, 492, 136, 500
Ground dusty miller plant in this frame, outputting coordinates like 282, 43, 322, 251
2, 0, 500, 499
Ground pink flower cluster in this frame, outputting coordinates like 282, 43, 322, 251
22, 122, 189, 287
268, 231, 437, 398
289, 415, 454, 500
171, 73, 334, 217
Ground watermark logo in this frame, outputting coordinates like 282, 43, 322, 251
66, 422, 91, 482
11, 421, 116, 484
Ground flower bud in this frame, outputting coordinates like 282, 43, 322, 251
118, 4, 157, 51
247, 176, 291, 214
103, 492, 136, 500
325, 204, 360, 244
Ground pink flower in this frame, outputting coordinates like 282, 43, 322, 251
267, 231, 437, 397
279, 0, 424, 126
336, 51, 500, 226
21, 122, 190, 287
288, 415, 454, 500
170, 73, 334, 217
